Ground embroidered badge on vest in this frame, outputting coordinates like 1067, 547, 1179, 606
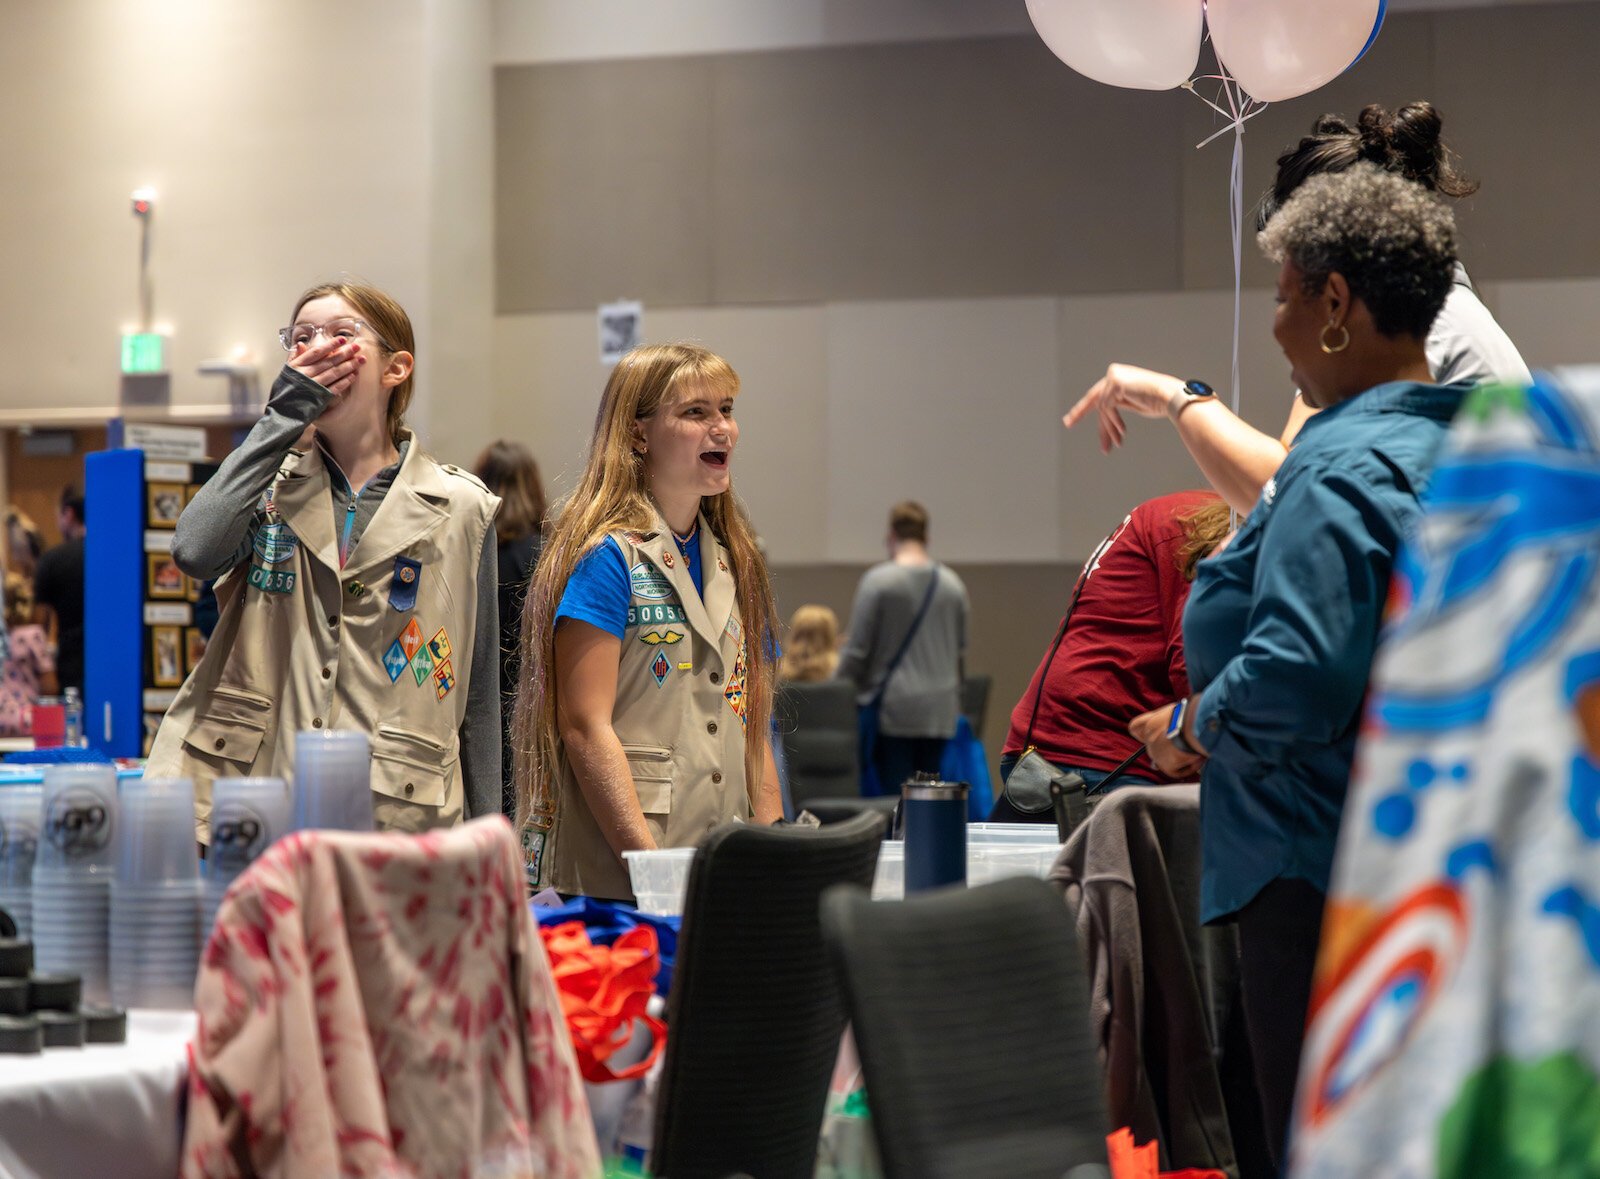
723, 640, 749, 730
650, 650, 671, 687
629, 562, 673, 601
433, 658, 456, 700
399, 618, 424, 662
382, 640, 409, 684
248, 490, 298, 594
428, 627, 452, 664
389, 555, 421, 612
639, 630, 684, 646
411, 641, 436, 686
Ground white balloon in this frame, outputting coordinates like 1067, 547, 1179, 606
1026, 0, 1203, 92
1208, 0, 1384, 103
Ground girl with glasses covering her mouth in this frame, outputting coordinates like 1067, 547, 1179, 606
147, 280, 504, 844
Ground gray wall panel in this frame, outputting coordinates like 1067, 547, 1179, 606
496, 58, 715, 311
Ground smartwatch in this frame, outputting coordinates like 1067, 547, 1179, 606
1167, 379, 1216, 422
1166, 699, 1198, 756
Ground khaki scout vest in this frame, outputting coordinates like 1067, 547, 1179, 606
541, 515, 753, 900
147, 432, 499, 843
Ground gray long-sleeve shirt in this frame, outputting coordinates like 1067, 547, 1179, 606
837, 560, 969, 738
172, 366, 501, 821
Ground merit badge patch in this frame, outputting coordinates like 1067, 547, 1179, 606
382, 640, 409, 684
248, 565, 296, 595
639, 630, 684, 647
389, 555, 421, 612
723, 640, 749, 731
725, 615, 742, 645
650, 650, 671, 687
411, 642, 435, 686
629, 562, 674, 602
400, 619, 424, 662
428, 627, 452, 663
252, 521, 298, 565
433, 658, 456, 700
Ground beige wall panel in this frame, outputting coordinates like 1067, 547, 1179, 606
1483, 279, 1600, 368
492, 305, 830, 561
495, 59, 715, 313
1431, 3, 1600, 279
1055, 288, 1285, 557
492, 0, 1032, 66
709, 37, 1186, 304
0, 1, 428, 413
1178, 14, 1440, 292
823, 298, 1061, 564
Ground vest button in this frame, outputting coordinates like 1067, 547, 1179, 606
706, 721, 718, 735
214, 738, 225, 752
312, 717, 324, 729
404, 783, 415, 797
322, 667, 332, 680
711, 772, 723, 784
710, 672, 721, 685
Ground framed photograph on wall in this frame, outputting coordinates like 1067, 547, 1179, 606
184, 627, 208, 673
151, 626, 184, 687
147, 553, 186, 599
147, 482, 186, 528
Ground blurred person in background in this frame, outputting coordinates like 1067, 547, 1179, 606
32, 487, 85, 694
0, 573, 55, 736
473, 439, 548, 820
779, 604, 840, 683
838, 501, 969, 793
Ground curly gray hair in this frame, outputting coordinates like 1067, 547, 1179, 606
1257, 162, 1457, 340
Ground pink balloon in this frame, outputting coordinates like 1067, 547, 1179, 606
1026, 0, 1203, 92
1207, 0, 1384, 103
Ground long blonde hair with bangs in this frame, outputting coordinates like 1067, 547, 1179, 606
512, 343, 779, 833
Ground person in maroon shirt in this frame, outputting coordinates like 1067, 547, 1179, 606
991, 490, 1230, 821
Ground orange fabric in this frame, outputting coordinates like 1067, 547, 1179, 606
1106, 1128, 1227, 1179
539, 921, 666, 1084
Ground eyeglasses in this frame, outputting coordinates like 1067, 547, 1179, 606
277, 317, 395, 353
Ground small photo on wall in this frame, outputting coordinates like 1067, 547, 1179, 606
184, 627, 208, 673
151, 626, 183, 687
148, 553, 185, 600
147, 482, 186, 528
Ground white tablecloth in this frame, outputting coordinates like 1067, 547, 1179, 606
0, 1009, 194, 1179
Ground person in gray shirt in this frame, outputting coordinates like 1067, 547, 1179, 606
837, 501, 969, 793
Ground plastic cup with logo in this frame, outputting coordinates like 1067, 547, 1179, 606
110, 777, 201, 1010
32, 765, 118, 1002
901, 772, 968, 893
0, 786, 42, 939
292, 730, 373, 833
204, 776, 290, 933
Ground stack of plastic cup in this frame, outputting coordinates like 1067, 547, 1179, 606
292, 730, 373, 833
203, 776, 291, 936
32, 765, 118, 1003
110, 777, 201, 1010
0, 785, 42, 939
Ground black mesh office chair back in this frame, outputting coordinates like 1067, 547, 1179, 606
776, 679, 861, 808
650, 810, 886, 1179
821, 876, 1109, 1179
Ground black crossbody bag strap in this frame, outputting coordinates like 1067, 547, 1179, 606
870, 565, 942, 709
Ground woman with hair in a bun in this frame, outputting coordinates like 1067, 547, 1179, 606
1063, 101, 1529, 515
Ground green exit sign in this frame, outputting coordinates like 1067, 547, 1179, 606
121, 332, 164, 374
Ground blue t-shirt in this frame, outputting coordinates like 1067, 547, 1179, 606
556, 532, 703, 639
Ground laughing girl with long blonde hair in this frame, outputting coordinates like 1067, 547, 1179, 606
513, 344, 781, 899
